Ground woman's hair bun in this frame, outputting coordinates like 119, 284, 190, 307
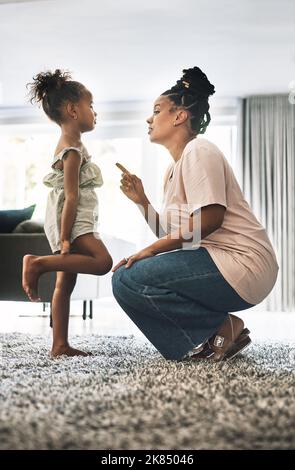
162, 66, 215, 135
28, 69, 72, 103
172, 66, 215, 98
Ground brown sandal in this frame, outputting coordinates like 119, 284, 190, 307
188, 314, 251, 362
224, 329, 251, 360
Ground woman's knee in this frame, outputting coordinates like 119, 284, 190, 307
112, 266, 125, 296
112, 259, 159, 288
123, 257, 160, 286
112, 264, 156, 300
112, 265, 135, 298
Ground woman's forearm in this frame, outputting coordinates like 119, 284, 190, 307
147, 212, 221, 255
149, 234, 183, 254
136, 195, 166, 238
60, 197, 79, 241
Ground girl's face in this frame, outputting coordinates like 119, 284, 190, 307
75, 90, 97, 132
146, 95, 178, 144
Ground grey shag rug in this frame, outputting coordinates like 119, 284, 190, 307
0, 332, 295, 450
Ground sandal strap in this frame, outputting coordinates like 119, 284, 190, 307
189, 329, 251, 362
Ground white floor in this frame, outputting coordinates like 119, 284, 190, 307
0, 298, 295, 343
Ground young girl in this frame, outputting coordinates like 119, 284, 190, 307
22, 69, 113, 357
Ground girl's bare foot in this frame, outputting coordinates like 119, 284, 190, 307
22, 254, 41, 302
50, 345, 93, 358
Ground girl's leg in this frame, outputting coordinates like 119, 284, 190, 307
22, 234, 113, 301
50, 271, 89, 357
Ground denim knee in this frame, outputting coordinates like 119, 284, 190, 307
112, 265, 153, 303
112, 266, 124, 297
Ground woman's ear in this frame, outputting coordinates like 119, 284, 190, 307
175, 109, 189, 125
66, 102, 78, 120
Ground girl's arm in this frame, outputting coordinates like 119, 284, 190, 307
116, 163, 166, 238
60, 151, 82, 250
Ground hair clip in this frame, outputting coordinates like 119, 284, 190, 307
182, 80, 190, 88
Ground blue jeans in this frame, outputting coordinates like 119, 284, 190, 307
111, 247, 254, 361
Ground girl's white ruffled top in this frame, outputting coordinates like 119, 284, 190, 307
43, 145, 103, 253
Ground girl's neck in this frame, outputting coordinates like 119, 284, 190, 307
60, 124, 82, 147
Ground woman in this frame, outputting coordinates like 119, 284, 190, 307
112, 66, 279, 362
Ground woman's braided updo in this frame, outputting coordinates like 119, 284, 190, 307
162, 66, 215, 135
27, 69, 86, 124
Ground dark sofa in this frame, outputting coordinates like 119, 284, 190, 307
0, 232, 55, 302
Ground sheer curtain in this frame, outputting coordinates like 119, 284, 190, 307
237, 95, 295, 311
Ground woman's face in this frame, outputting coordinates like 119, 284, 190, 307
146, 95, 177, 144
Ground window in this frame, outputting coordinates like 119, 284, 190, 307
0, 125, 58, 220
85, 137, 144, 244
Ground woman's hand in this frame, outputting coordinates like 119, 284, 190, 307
61, 239, 71, 255
116, 163, 146, 205
112, 247, 156, 272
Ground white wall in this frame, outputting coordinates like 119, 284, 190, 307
0, 0, 294, 106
